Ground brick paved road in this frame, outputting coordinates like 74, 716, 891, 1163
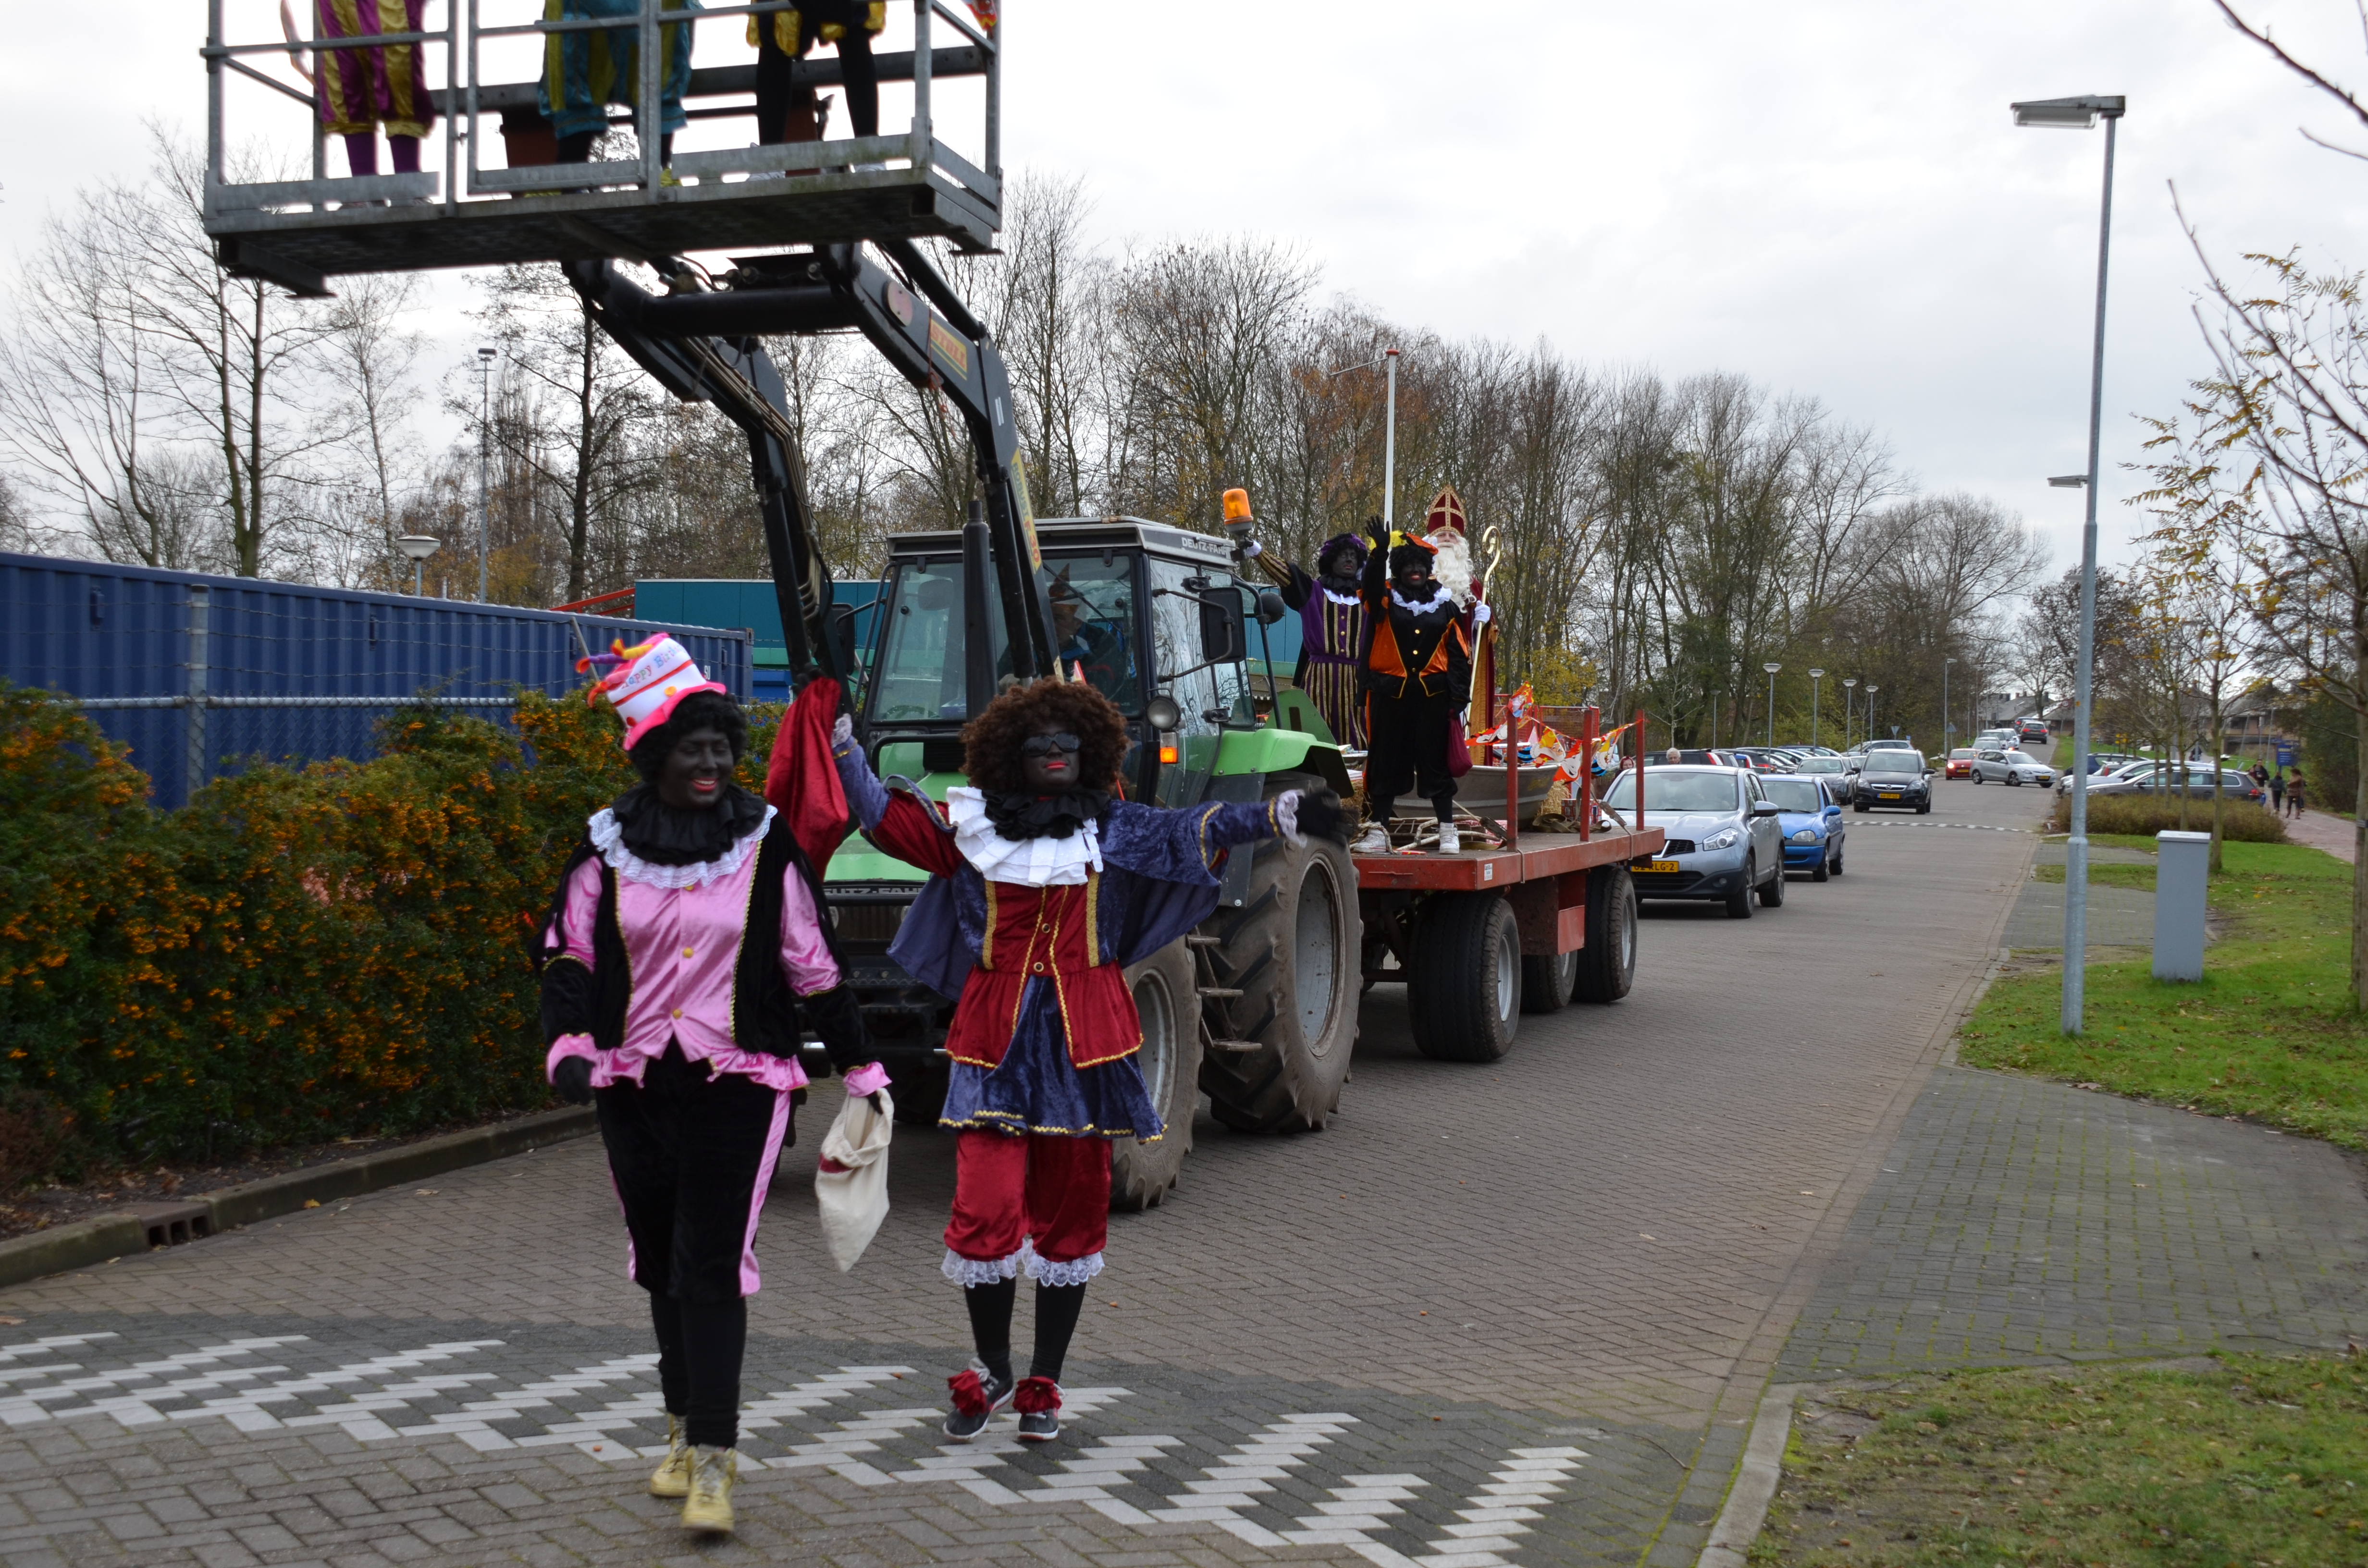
0, 778, 2049, 1567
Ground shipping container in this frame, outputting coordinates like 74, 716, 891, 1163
1, 551, 752, 810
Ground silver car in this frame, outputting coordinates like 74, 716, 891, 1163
1600, 765, 1788, 919
1971, 748, 2056, 787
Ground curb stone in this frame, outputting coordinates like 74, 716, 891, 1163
0, 1106, 595, 1291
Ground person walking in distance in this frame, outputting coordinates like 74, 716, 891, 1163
2286, 767, 2307, 820
831, 680, 1348, 1444
2269, 771, 2286, 814
532, 638, 885, 1535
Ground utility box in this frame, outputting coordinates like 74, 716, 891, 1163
2154, 830, 2211, 981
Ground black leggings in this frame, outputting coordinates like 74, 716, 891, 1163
597, 1044, 792, 1448
1365, 684, 1461, 824
755, 0, 879, 141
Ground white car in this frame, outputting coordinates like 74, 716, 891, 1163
1971, 748, 2056, 787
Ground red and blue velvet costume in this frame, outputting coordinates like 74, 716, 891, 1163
833, 739, 1290, 1283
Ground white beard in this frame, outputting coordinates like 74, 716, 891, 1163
1425, 528, 1476, 610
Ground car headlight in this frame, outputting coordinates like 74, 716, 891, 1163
1788, 828, 1819, 844
1701, 828, 1741, 851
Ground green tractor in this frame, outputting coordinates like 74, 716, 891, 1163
827, 516, 1361, 1209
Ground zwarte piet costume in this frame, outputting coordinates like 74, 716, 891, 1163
831, 680, 1320, 1442
533, 637, 882, 1533
1360, 527, 1476, 833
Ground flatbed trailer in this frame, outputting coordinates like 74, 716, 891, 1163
1348, 824, 1663, 1062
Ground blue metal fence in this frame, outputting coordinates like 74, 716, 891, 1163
1, 552, 753, 810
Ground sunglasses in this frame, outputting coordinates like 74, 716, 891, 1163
1020, 732, 1083, 757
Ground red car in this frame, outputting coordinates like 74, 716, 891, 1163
1944, 747, 1976, 779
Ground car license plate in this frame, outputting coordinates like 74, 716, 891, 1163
1645, 858, 1679, 873
1879, 791, 1901, 799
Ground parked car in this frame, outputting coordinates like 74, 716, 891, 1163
2089, 767, 2265, 805
1971, 748, 2056, 787
1944, 747, 1977, 779
1853, 750, 1932, 813
1601, 765, 1788, 917
1761, 774, 1847, 881
1793, 755, 1854, 785
2019, 720, 2052, 745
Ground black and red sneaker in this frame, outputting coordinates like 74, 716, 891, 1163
1013, 1376, 1062, 1443
942, 1362, 1015, 1442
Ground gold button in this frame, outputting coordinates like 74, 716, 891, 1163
1032, 963, 1045, 973
682, 947, 694, 958
671, 1008, 683, 1019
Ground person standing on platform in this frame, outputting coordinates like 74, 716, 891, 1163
753, 0, 886, 149
831, 680, 1345, 1445
1228, 502, 1369, 750
533, 637, 883, 1535
1350, 519, 1486, 856
541, 0, 700, 169
288, 0, 437, 180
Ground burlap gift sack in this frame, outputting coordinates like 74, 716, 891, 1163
814, 1089, 892, 1272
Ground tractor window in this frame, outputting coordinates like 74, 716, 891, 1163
1044, 554, 1143, 713
870, 557, 1007, 723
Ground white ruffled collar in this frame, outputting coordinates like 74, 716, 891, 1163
1390, 585, 1455, 614
588, 804, 777, 890
1321, 586, 1361, 608
946, 787, 1102, 887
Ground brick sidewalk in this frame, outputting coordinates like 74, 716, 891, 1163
2282, 807, 2356, 864
0, 784, 2054, 1567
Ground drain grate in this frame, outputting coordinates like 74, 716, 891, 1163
129, 1201, 213, 1249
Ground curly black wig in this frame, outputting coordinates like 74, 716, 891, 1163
962, 679, 1131, 795
626, 689, 748, 781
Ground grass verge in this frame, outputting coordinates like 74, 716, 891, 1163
1959, 839, 2368, 1150
1749, 1354, 2368, 1568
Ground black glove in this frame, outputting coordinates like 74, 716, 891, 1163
1294, 787, 1352, 847
1366, 514, 1389, 550
552, 1056, 595, 1106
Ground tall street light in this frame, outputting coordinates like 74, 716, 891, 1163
475, 346, 497, 603
1943, 657, 1957, 757
2013, 90, 2125, 1036
1867, 684, 1880, 740
1763, 662, 1782, 747
1809, 668, 1825, 748
395, 534, 440, 597
1843, 677, 1858, 747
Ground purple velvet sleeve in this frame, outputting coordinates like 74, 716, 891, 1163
834, 739, 893, 830
1098, 798, 1279, 886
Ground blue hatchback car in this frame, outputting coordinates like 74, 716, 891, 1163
1759, 774, 1846, 881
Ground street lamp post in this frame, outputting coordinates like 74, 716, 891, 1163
1763, 662, 1782, 747
394, 534, 440, 597
2014, 90, 2125, 1037
1809, 668, 1825, 748
1943, 657, 1956, 758
475, 346, 496, 603
1842, 677, 1858, 747
1867, 684, 1880, 741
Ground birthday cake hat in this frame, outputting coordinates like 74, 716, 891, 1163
577, 636, 728, 753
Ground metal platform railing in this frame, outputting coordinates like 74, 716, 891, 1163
201, 0, 999, 294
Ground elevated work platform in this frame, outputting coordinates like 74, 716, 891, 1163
200, 2, 999, 295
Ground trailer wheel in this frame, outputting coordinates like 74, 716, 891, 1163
1110, 938, 1203, 1212
1571, 864, 1638, 1004
1408, 892, 1521, 1062
1519, 947, 1579, 1014
1196, 834, 1360, 1132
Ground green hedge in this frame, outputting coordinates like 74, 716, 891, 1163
0, 681, 779, 1186
2045, 789, 2289, 842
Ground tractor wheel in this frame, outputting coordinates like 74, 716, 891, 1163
1408, 892, 1521, 1062
1520, 947, 1579, 1014
1109, 938, 1203, 1212
1196, 833, 1360, 1133
1571, 865, 1638, 1004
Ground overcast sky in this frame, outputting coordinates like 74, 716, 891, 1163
7, 1, 2364, 589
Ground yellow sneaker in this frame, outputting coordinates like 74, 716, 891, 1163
647, 1414, 691, 1498
680, 1445, 737, 1532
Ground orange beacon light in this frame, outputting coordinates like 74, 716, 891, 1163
1221, 488, 1253, 524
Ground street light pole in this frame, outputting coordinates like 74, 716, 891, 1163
1943, 657, 1956, 758
1868, 684, 1880, 741
1843, 677, 1858, 748
475, 346, 496, 603
1809, 668, 1825, 748
1382, 347, 1400, 533
1764, 662, 1782, 747
2014, 91, 2125, 1037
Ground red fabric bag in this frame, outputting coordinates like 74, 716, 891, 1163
766, 676, 852, 877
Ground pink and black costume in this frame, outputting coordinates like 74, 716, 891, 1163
532, 641, 881, 1456
832, 730, 1304, 1428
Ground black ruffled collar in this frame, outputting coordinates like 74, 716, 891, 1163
607, 781, 767, 865
983, 787, 1110, 841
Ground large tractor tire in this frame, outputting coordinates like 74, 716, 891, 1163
1408, 891, 1521, 1062
1519, 947, 1579, 1014
1109, 939, 1204, 1212
1571, 864, 1637, 1004
1196, 833, 1360, 1133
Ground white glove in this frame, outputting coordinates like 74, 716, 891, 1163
831, 714, 854, 752
1472, 602, 1493, 626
